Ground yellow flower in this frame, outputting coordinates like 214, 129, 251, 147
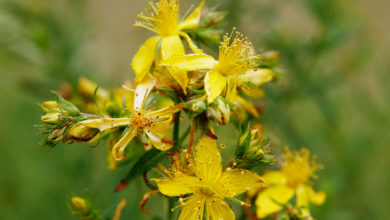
152, 136, 263, 220
79, 77, 181, 160
255, 147, 326, 219
160, 30, 273, 104
132, 0, 204, 91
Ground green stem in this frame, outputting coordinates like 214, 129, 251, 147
167, 111, 181, 220
173, 111, 181, 148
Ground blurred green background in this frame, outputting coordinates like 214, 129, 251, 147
0, 0, 389, 219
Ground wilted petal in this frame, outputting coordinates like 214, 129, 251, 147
79, 118, 130, 132
134, 76, 156, 111
112, 128, 137, 161
145, 122, 173, 151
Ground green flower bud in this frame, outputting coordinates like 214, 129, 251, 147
41, 113, 64, 124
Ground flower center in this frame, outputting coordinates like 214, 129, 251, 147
129, 111, 155, 131
199, 186, 216, 196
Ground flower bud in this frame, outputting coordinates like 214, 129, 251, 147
41, 113, 64, 124
186, 99, 207, 115
71, 197, 89, 214
215, 98, 230, 125
67, 124, 99, 142
236, 124, 275, 168
41, 101, 60, 112
78, 77, 109, 100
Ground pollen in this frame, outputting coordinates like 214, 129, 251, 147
135, 0, 180, 36
215, 31, 259, 76
129, 111, 155, 131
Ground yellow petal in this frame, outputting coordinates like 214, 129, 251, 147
225, 77, 238, 102
160, 35, 185, 60
218, 169, 263, 197
145, 122, 173, 151
134, 75, 155, 111
160, 54, 217, 71
179, 31, 203, 53
152, 174, 201, 196
263, 171, 288, 186
205, 197, 235, 220
235, 96, 259, 118
296, 185, 326, 207
166, 67, 189, 93
255, 185, 294, 219
310, 189, 326, 205
112, 128, 137, 161
79, 118, 129, 131
146, 105, 182, 118
240, 86, 265, 98
192, 136, 222, 184
205, 70, 227, 103
131, 36, 160, 82
238, 68, 274, 86
178, 194, 206, 220
178, 0, 205, 30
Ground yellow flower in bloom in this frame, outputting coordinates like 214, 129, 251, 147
132, 0, 204, 91
160, 30, 273, 104
79, 77, 181, 160
255, 147, 326, 219
152, 136, 263, 220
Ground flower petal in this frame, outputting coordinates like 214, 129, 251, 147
238, 68, 274, 86
235, 96, 259, 118
205, 70, 227, 103
218, 169, 263, 197
166, 66, 189, 93
225, 76, 238, 102
112, 128, 137, 161
178, 194, 206, 220
263, 171, 288, 186
296, 184, 326, 208
255, 185, 294, 219
152, 175, 201, 197
160, 54, 217, 71
146, 105, 182, 118
205, 197, 235, 220
192, 136, 222, 184
160, 35, 185, 60
79, 118, 130, 132
145, 122, 173, 151
179, 31, 203, 53
178, 0, 205, 30
134, 75, 155, 111
131, 36, 160, 82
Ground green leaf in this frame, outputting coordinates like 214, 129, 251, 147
51, 91, 80, 116
123, 148, 167, 183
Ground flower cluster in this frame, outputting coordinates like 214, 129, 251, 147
36, 0, 325, 219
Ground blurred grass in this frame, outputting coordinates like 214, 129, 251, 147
0, 0, 389, 219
